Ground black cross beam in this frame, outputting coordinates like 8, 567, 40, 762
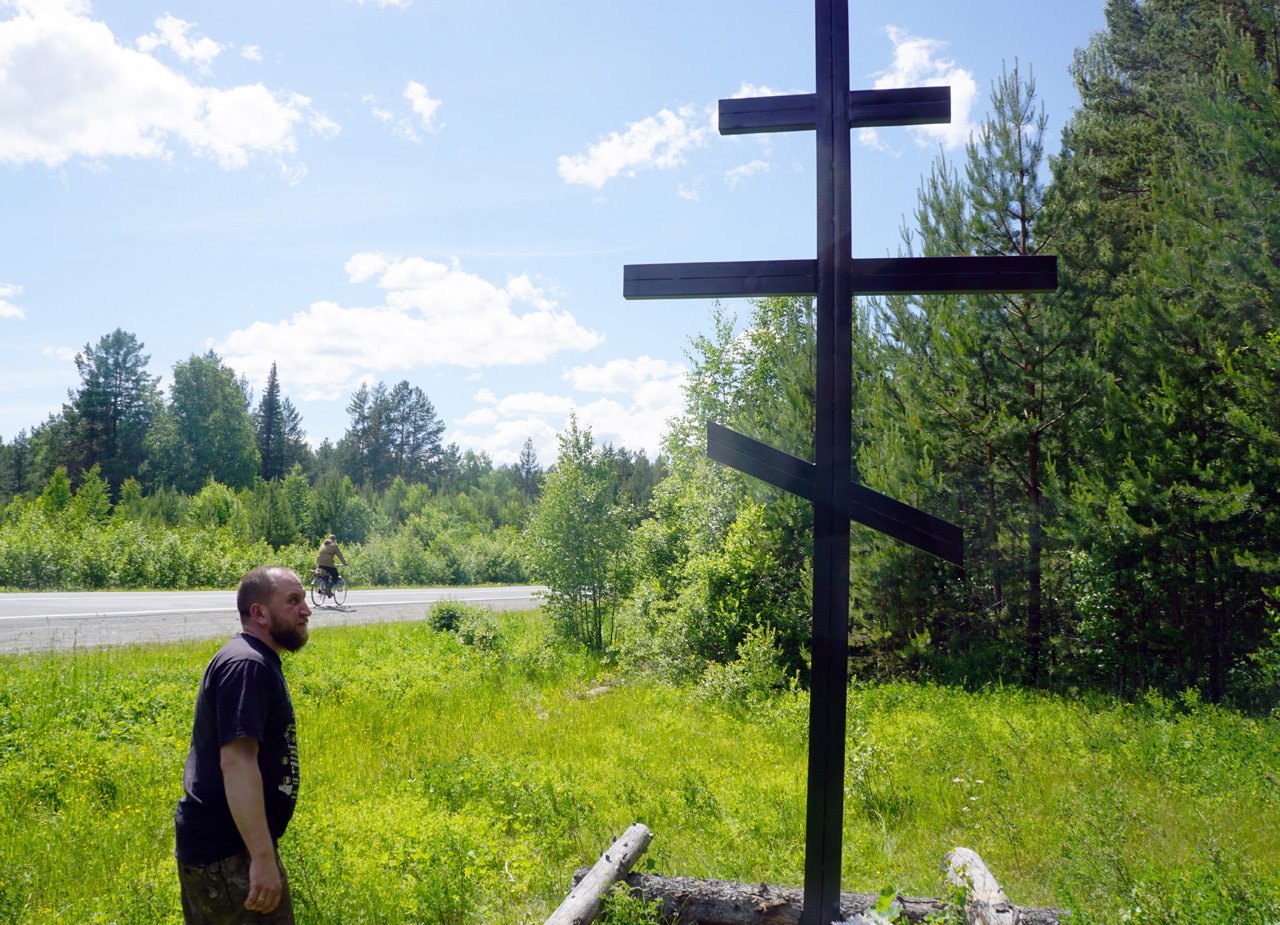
719, 85, 952, 134
707, 422, 964, 565
624, 255, 1057, 299
622, 3, 1057, 923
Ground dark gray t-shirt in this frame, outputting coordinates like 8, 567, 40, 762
174, 633, 299, 865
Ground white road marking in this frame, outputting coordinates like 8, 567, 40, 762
0, 593, 536, 621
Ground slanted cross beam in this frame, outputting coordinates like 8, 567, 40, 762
623, 3, 1056, 923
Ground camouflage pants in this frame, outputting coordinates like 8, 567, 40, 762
177, 849, 295, 925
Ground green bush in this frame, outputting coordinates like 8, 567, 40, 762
0, 486, 528, 592
428, 599, 503, 652
458, 608, 502, 651
613, 580, 703, 683
429, 598, 472, 633
697, 624, 787, 708
598, 888, 666, 925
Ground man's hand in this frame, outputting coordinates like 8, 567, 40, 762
245, 852, 283, 913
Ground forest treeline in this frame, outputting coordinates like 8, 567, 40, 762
0, 341, 664, 592
3, 0, 1279, 710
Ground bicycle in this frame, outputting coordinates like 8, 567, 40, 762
310, 570, 347, 607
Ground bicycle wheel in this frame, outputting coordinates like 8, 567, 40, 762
310, 575, 326, 608
331, 577, 347, 606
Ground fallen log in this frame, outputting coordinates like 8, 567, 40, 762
569, 869, 1065, 925
946, 847, 1015, 925
547, 823, 653, 925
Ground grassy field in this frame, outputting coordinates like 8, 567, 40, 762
1, 610, 1277, 924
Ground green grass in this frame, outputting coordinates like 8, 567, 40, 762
1, 612, 1277, 924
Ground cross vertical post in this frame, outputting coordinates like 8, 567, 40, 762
805, 1, 853, 923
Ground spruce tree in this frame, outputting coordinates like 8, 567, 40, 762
254, 362, 286, 481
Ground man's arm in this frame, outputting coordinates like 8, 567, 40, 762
221, 737, 283, 914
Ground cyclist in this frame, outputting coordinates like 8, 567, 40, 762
315, 534, 347, 596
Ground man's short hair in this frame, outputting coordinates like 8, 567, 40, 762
237, 566, 284, 622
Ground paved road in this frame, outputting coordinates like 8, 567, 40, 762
0, 586, 543, 654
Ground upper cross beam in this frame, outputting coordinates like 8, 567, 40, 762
719, 86, 951, 135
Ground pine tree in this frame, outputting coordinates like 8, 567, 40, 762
145, 352, 261, 492
338, 380, 444, 489
871, 64, 1093, 682
383, 380, 445, 486
41, 329, 161, 492
1062, 14, 1280, 700
0, 430, 32, 500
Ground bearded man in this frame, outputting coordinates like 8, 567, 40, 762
174, 566, 312, 924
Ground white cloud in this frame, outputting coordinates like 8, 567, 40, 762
362, 84, 441, 141
240, 44, 262, 62
0, 2, 336, 171
344, 251, 389, 283
451, 415, 560, 467
730, 81, 796, 99
303, 100, 340, 140
0, 283, 24, 319
857, 126, 893, 153
491, 391, 577, 417
861, 26, 977, 152
558, 105, 708, 188
215, 253, 603, 403
565, 356, 685, 395
573, 395, 680, 458
404, 80, 442, 132
459, 407, 499, 426
136, 14, 222, 69
725, 158, 768, 188
452, 356, 686, 464
677, 181, 701, 201
353, 0, 411, 7
41, 345, 76, 360
570, 357, 687, 442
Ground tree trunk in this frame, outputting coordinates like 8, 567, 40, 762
945, 847, 1015, 925
1026, 428, 1043, 685
548, 823, 653, 925
987, 443, 1004, 620
571, 870, 1065, 925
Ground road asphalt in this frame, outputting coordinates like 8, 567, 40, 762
0, 586, 542, 654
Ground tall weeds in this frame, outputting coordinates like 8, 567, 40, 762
1, 614, 1276, 923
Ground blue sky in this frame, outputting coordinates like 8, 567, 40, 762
0, 0, 1106, 466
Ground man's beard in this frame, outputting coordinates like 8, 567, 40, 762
268, 613, 308, 652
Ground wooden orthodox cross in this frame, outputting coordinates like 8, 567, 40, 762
623, 3, 1057, 923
